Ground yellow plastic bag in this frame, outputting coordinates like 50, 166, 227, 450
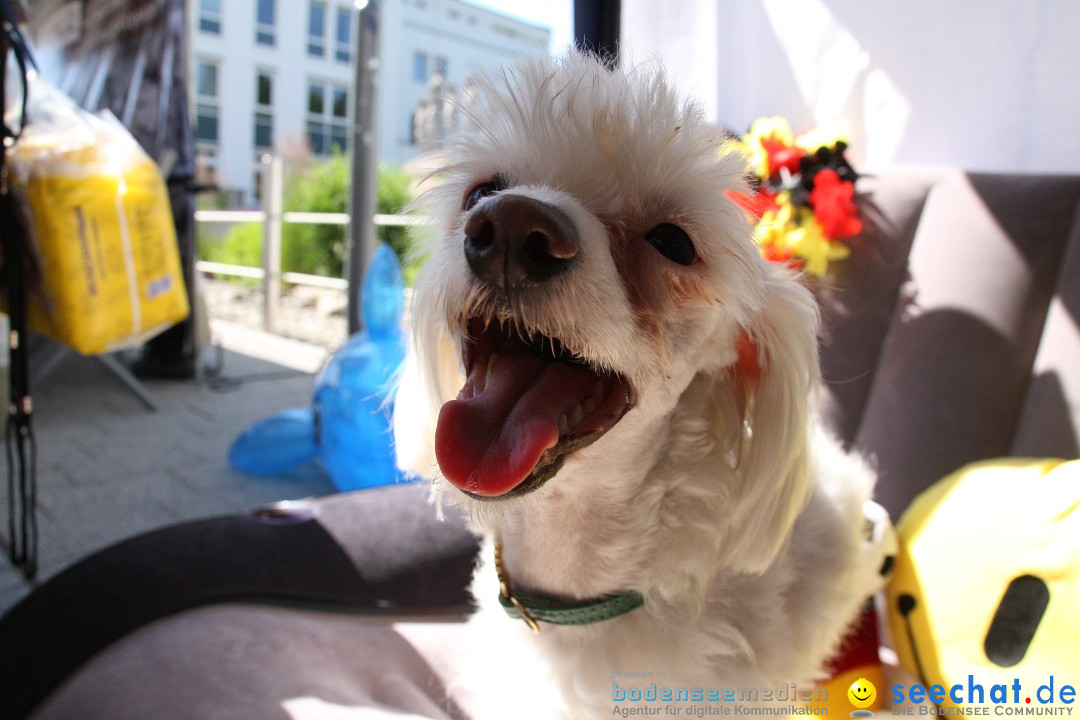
5, 74, 189, 355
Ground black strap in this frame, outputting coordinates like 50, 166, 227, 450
1, 0, 33, 143
0, 484, 481, 720
1, 0, 38, 579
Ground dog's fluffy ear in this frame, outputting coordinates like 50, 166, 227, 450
721, 268, 819, 573
393, 277, 461, 479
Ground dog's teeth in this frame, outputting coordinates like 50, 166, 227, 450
487, 352, 499, 376
568, 403, 584, 428
558, 415, 570, 435
590, 379, 605, 405
581, 396, 597, 415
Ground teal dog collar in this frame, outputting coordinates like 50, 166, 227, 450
495, 542, 644, 632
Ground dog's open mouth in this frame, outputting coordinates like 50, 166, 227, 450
435, 317, 634, 498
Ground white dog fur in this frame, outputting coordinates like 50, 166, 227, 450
394, 52, 883, 719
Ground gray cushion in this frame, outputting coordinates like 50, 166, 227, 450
852, 172, 1080, 516
817, 167, 943, 445
1011, 205, 1080, 457
30, 606, 467, 720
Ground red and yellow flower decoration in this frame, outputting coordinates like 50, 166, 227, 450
728, 117, 862, 278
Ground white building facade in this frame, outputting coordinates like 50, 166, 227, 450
189, 0, 550, 205
377, 0, 550, 165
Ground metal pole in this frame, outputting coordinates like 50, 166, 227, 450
574, 0, 621, 63
262, 153, 283, 333
347, 0, 380, 336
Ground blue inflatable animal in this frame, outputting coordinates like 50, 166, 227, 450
228, 243, 412, 490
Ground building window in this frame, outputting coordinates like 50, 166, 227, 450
256, 0, 275, 46
195, 105, 219, 143
307, 82, 327, 154
198, 0, 221, 34
413, 52, 428, 82
308, 1, 326, 57
307, 81, 348, 156
335, 6, 351, 63
196, 60, 218, 97
194, 60, 219, 143
306, 121, 327, 156
254, 71, 273, 149
330, 124, 347, 153
257, 72, 273, 107
435, 56, 448, 78
308, 82, 325, 116
195, 146, 218, 187
332, 86, 348, 119
254, 112, 273, 149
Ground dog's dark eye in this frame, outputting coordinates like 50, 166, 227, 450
645, 223, 696, 265
464, 177, 506, 211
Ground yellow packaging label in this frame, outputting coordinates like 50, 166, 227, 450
16, 152, 189, 355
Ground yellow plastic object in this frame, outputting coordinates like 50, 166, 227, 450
6, 77, 188, 355
885, 458, 1080, 711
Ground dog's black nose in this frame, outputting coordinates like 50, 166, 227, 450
463, 194, 580, 289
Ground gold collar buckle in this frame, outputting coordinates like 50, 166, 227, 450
494, 541, 541, 633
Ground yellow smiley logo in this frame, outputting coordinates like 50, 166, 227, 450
848, 678, 877, 709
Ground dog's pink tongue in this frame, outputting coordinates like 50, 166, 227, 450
435, 354, 594, 496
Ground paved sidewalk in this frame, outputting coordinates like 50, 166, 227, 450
0, 321, 339, 615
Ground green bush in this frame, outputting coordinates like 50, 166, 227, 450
201, 157, 417, 281
281, 155, 416, 278
281, 153, 349, 277
197, 221, 261, 269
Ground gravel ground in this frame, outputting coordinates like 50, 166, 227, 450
200, 277, 351, 350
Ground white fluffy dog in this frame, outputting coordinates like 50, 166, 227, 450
395, 52, 886, 719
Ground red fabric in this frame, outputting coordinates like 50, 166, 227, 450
810, 169, 863, 239
726, 189, 778, 221
762, 136, 806, 176
826, 601, 881, 677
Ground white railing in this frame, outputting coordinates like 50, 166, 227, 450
194, 155, 422, 332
